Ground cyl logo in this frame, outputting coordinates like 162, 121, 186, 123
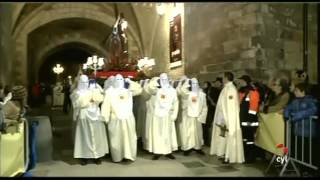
275, 143, 289, 165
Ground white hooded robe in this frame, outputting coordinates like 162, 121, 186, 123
178, 79, 208, 151
144, 75, 179, 154
70, 76, 109, 159
101, 76, 142, 162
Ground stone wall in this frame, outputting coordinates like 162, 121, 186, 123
307, 4, 318, 84
132, 3, 185, 80
3, 3, 318, 85
184, 3, 318, 84
0, 4, 13, 85
184, 3, 258, 82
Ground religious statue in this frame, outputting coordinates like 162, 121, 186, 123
104, 13, 129, 71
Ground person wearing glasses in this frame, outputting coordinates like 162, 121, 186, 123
264, 77, 290, 114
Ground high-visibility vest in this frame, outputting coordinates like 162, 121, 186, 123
239, 88, 260, 115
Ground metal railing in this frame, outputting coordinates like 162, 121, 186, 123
265, 116, 318, 176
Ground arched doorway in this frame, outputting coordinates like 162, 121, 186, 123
38, 44, 93, 85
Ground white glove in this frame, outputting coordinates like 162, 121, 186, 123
3, 92, 12, 104
184, 79, 191, 87
149, 77, 160, 88
125, 78, 131, 83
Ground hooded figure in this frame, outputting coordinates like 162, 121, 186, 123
134, 79, 149, 143
175, 75, 188, 147
140, 79, 152, 147
101, 74, 142, 162
144, 73, 179, 160
177, 78, 208, 155
70, 75, 109, 165
104, 76, 115, 91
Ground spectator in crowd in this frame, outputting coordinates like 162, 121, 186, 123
63, 79, 72, 114
0, 83, 4, 130
202, 81, 214, 146
31, 82, 41, 107
284, 82, 319, 176
40, 82, 46, 105
53, 82, 64, 107
0, 83, 13, 131
2, 84, 28, 127
291, 69, 320, 102
264, 77, 290, 114
203, 78, 222, 146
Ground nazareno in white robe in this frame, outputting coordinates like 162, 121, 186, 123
175, 77, 188, 147
143, 77, 179, 155
70, 83, 109, 159
177, 80, 208, 151
209, 81, 244, 163
135, 80, 150, 143
101, 79, 142, 162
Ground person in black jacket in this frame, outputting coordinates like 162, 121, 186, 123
202, 78, 222, 146
63, 79, 72, 114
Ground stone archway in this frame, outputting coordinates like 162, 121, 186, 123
31, 41, 108, 85
37, 43, 96, 85
12, 3, 143, 85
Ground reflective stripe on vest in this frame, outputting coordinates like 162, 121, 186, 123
241, 122, 259, 126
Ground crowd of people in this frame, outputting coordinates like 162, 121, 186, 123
0, 83, 28, 132
29, 79, 73, 114
67, 69, 319, 173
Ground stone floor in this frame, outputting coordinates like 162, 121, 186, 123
27, 105, 285, 177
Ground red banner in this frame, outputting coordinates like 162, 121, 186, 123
94, 71, 138, 79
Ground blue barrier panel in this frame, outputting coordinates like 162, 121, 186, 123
27, 121, 38, 171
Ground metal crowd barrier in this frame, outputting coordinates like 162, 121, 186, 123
265, 116, 318, 176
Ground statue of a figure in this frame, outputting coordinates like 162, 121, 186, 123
104, 13, 129, 71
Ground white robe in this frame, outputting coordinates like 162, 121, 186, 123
53, 85, 64, 106
209, 82, 245, 163
136, 81, 150, 142
70, 88, 109, 159
175, 80, 186, 147
178, 82, 208, 151
101, 81, 142, 162
144, 77, 179, 154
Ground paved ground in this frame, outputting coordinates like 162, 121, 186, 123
27, 105, 285, 177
